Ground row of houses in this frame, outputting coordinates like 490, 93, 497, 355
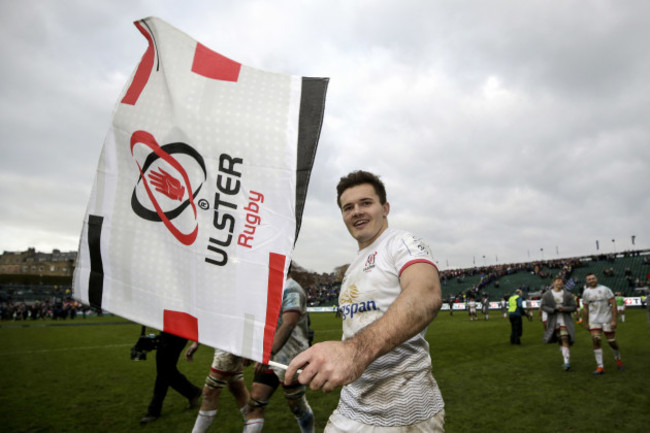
0, 248, 76, 277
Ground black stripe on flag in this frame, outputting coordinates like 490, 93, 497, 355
295, 77, 329, 243
87, 214, 105, 309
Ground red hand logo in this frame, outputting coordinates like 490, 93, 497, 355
148, 167, 185, 201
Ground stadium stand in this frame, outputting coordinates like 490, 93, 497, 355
437, 251, 649, 302
2, 249, 648, 319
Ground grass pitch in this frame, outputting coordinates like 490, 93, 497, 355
1, 309, 648, 432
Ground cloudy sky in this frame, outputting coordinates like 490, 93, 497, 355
1, 0, 649, 273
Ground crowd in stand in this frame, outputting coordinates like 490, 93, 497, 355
303, 283, 340, 306
0, 299, 90, 321
432, 253, 649, 305
0, 284, 94, 321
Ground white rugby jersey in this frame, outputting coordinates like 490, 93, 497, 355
336, 228, 444, 426
582, 285, 615, 324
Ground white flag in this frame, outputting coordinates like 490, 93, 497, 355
73, 17, 328, 363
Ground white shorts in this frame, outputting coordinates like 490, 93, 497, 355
589, 322, 615, 334
324, 408, 445, 433
617, 306, 625, 312
210, 348, 243, 375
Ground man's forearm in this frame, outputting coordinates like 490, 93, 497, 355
284, 263, 441, 391
349, 295, 439, 365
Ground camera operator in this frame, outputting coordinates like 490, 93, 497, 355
139, 331, 202, 424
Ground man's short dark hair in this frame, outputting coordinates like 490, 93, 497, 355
336, 170, 387, 208
586, 272, 596, 278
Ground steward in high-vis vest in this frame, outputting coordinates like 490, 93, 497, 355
508, 289, 526, 345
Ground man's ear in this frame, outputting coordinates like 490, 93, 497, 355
383, 202, 390, 217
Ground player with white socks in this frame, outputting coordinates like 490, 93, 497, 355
243, 372, 314, 433
481, 295, 490, 321
243, 267, 314, 433
467, 297, 477, 321
615, 292, 626, 323
582, 273, 624, 375
187, 346, 250, 433
540, 278, 577, 371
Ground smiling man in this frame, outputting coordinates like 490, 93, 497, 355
286, 170, 445, 432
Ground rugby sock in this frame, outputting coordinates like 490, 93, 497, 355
240, 405, 249, 422
561, 346, 570, 364
296, 406, 315, 433
612, 349, 621, 360
192, 409, 217, 433
243, 418, 264, 433
594, 348, 604, 368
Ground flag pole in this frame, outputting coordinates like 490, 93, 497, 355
268, 360, 303, 374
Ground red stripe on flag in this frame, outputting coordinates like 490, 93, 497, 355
122, 21, 155, 105
163, 310, 199, 341
262, 253, 286, 363
191, 43, 241, 82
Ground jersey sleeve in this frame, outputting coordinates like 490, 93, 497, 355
282, 291, 302, 313
281, 280, 305, 314
392, 232, 437, 276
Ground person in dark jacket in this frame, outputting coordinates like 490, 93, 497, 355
140, 332, 202, 424
540, 278, 577, 371
508, 289, 527, 345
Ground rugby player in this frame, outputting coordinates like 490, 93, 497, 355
286, 170, 445, 432
582, 273, 624, 374
244, 267, 314, 433
467, 296, 477, 321
615, 292, 626, 323
188, 346, 250, 433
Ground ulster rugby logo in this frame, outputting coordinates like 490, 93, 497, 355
130, 130, 206, 245
362, 251, 377, 272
